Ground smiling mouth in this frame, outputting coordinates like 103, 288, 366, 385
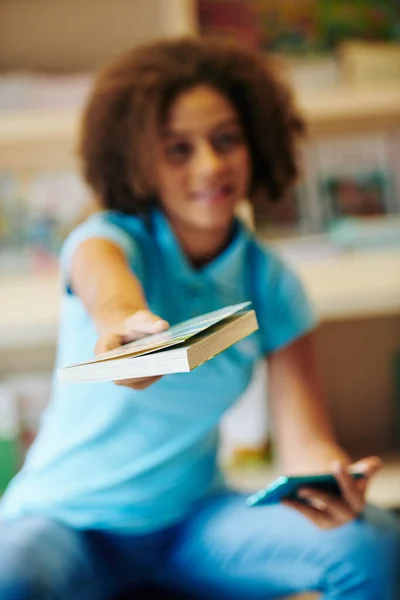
192, 184, 235, 204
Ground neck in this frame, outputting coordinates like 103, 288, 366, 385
166, 216, 234, 268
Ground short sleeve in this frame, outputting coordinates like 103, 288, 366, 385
59, 212, 142, 291
252, 243, 317, 355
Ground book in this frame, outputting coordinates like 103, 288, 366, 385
58, 302, 259, 384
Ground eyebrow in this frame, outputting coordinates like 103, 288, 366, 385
161, 117, 241, 138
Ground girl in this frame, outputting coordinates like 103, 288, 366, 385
0, 38, 399, 600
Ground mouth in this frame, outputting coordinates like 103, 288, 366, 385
191, 184, 235, 205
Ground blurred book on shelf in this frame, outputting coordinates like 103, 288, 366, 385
322, 173, 388, 219
315, 134, 396, 224
0, 71, 94, 273
0, 170, 91, 273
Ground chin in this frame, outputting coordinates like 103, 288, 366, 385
193, 202, 237, 229
195, 210, 235, 232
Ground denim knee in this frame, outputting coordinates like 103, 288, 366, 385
0, 570, 46, 600
0, 537, 51, 600
0, 516, 83, 600
322, 506, 400, 599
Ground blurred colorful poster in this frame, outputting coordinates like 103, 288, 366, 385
252, 0, 321, 53
26, 171, 90, 255
315, 134, 393, 221
197, 0, 260, 48
197, 0, 400, 54
316, 0, 400, 49
0, 169, 91, 272
322, 173, 388, 218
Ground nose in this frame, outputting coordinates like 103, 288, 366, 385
193, 141, 224, 180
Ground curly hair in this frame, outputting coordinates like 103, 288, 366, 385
79, 37, 304, 214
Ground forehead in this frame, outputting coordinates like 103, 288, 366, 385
164, 85, 239, 133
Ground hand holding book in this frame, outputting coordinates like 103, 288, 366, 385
59, 303, 258, 385
95, 309, 170, 390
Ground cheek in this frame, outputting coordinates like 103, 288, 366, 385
156, 166, 186, 199
232, 148, 252, 188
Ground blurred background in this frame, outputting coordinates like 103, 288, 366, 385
0, 0, 399, 508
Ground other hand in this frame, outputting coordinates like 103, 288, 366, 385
284, 456, 382, 529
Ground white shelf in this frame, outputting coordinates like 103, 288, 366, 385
0, 270, 60, 350
0, 109, 80, 144
0, 108, 80, 169
0, 83, 399, 159
292, 247, 400, 321
296, 83, 400, 132
0, 246, 399, 352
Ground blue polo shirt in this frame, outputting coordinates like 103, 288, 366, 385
0, 209, 315, 533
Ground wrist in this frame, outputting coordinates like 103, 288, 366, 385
281, 442, 350, 475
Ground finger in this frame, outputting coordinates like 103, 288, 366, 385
95, 333, 122, 354
115, 376, 162, 390
124, 310, 169, 337
115, 376, 161, 388
297, 488, 354, 522
332, 462, 365, 515
349, 456, 382, 479
283, 500, 335, 529
131, 376, 162, 389
348, 457, 382, 499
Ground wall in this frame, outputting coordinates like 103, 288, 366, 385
0, 0, 198, 72
317, 315, 400, 457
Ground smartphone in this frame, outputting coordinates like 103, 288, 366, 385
246, 471, 365, 507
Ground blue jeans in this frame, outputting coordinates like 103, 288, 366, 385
0, 492, 399, 600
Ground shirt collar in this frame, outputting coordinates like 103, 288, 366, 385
151, 208, 252, 288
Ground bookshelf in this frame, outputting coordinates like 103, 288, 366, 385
0, 4, 399, 486
1, 84, 399, 450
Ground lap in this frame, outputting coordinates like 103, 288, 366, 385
1, 500, 398, 599
0, 516, 143, 600
158, 491, 400, 600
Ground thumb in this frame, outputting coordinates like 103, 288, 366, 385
122, 310, 169, 341
350, 456, 382, 478
95, 333, 122, 355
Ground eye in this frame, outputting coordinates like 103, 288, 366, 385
164, 141, 193, 165
212, 130, 244, 154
